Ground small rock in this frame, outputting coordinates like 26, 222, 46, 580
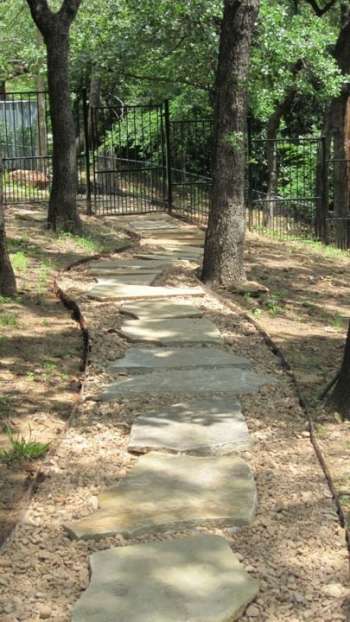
38, 604, 51, 619
246, 604, 260, 617
233, 281, 269, 296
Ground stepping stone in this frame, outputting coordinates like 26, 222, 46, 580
108, 346, 252, 371
71, 534, 258, 622
141, 239, 203, 249
100, 367, 274, 399
67, 453, 257, 539
88, 284, 204, 300
129, 221, 181, 231
120, 318, 222, 344
88, 259, 174, 276
96, 274, 158, 287
128, 397, 251, 455
136, 252, 201, 263
120, 300, 203, 319
142, 230, 205, 241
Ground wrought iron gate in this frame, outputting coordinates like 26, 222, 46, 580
89, 102, 169, 215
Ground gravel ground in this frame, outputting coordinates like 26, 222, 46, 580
0, 241, 349, 622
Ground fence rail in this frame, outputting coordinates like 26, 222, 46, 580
1, 90, 349, 250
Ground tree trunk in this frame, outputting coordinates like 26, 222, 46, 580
264, 89, 296, 228
332, 92, 350, 249
0, 157, 16, 297
202, 0, 260, 287
26, 0, 82, 233
35, 31, 48, 171
46, 30, 81, 232
327, 320, 350, 419
315, 114, 331, 243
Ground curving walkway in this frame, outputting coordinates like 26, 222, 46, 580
69, 214, 275, 621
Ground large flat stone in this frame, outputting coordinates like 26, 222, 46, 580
120, 318, 222, 344
72, 535, 258, 622
67, 453, 257, 539
128, 397, 251, 455
88, 284, 204, 300
128, 219, 180, 231
88, 259, 174, 276
120, 300, 203, 319
141, 238, 203, 249
109, 346, 252, 371
100, 367, 274, 399
96, 274, 158, 287
136, 252, 201, 263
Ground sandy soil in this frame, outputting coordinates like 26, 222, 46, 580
0, 204, 130, 545
0, 217, 349, 621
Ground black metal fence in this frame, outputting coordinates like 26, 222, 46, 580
1, 90, 349, 250
0, 91, 51, 204
89, 102, 167, 215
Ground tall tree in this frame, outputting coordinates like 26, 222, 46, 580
0, 157, 16, 297
202, 0, 260, 286
26, 0, 82, 233
327, 320, 350, 419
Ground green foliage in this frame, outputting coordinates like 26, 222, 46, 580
250, 0, 344, 122
10, 251, 28, 272
0, 312, 18, 327
0, 429, 49, 464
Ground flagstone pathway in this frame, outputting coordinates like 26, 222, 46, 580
69, 214, 276, 621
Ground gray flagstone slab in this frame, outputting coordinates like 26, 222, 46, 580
128, 397, 251, 455
108, 346, 252, 371
136, 252, 201, 262
88, 283, 204, 300
96, 274, 158, 287
88, 259, 175, 276
100, 367, 273, 400
71, 534, 258, 622
66, 453, 257, 539
120, 318, 222, 344
129, 220, 181, 230
120, 300, 203, 319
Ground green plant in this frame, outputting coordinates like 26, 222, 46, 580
330, 314, 346, 331
265, 293, 284, 316
0, 312, 18, 327
252, 308, 262, 318
10, 251, 28, 272
0, 429, 50, 464
58, 231, 101, 253
36, 260, 52, 293
0, 397, 10, 420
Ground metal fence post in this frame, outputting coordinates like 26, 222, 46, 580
82, 88, 92, 215
164, 100, 173, 213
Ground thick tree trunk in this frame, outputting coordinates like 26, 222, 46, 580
46, 30, 81, 232
202, 0, 260, 287
0, 158, 16, 297
327, 320, 350, 419
332, 93, 350, 248
26, 0, 82, 233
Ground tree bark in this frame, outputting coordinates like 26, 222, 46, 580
202, 0, 260, 287
331, 91, 350, 248
312, 4, 350, 248
46, 30, 80, 232
26, 0, 82, 233
0, 157, 16, 297
327, 320, 350, 419
263, 89, 296, 227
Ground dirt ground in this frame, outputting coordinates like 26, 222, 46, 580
0, 203, 130, 545
226, 232, 350, 525
0, 211, 349, 621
